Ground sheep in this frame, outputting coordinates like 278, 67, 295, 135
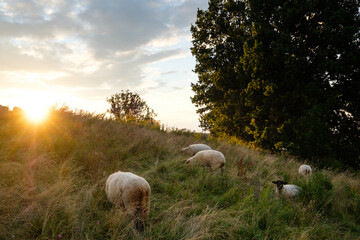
105, 171, 151, 230
185, 150, 225, 175
299, 164, 312, 176
181, 143, 212, 156
272, 180, 302, 198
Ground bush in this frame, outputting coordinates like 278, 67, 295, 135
296, 172, 334, 213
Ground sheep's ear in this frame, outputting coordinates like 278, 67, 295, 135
272, 181, 277, 184
283, 182, 288, 185
185, 160, 190, 164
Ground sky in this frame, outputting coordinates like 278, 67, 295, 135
0, 0, 209, 131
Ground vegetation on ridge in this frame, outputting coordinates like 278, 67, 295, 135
0, 107, 360, 239
190, 0, 360, 169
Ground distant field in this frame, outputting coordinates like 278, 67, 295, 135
1, 108, 359, 239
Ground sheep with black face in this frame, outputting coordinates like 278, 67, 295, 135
272, 180, 301, 198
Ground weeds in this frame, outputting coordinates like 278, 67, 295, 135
236, 157, 252, 182
0, 108, 359, 239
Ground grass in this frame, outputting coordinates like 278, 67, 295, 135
0, 107, 360, 239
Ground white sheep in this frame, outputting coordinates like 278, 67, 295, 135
272, 180, 302, 198
105, 171, 151, 229
299, 164, 312, 176
181, 143, 212, 156
185, 150, 225, 175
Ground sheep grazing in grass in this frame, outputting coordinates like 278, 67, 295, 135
105, 171, 151, 230
272, 180, 302, 198
299, 164, 312, 176
181, 143, 212, 156
185, 150, 226, 175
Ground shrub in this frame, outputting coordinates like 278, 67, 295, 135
296, 172, 334, 213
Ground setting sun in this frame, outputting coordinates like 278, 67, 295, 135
25, 106, 49, 123
7, 90, 53, 124
20, 93, 50, 124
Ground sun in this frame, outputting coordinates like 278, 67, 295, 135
24, 105, 49, 124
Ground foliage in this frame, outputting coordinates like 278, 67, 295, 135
1, 108, 360, 239
0, 105, 9, 117
236, 157, 252, 182
296, 172, 334, 213
190, 0, 360, 169
0, 105, 24, 119
107, 90, 157, 123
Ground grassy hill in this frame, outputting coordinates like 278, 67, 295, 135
1, 107, 360, 239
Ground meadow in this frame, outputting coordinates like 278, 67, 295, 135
0, 107, 360, 239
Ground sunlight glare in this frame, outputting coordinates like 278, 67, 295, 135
25, 106, 49, 124
9, 90, 54, 124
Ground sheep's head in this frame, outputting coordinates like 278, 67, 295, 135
272, 180, 287, 190
185, 158, 192, 164
181, 147, 189, 153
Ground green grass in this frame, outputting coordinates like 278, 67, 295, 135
1, 107, 360, 239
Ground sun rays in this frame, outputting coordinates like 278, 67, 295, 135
14, 91, 51, 124
25, 106, 49, 124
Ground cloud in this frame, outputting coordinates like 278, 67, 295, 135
0, 40, 66, 72
78, 0, 172, 57
170, 0, 209, 29
0, 0, 198, 77
0, 0, 208, 131
47, 47, 185, 90
0, 0, 83, 38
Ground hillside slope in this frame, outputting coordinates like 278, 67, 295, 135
1, 108, 360, 239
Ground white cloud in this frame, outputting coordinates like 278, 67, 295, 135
146, 36, 181, 49
0, 0, 209, 131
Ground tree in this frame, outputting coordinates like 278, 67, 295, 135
191, 0, 360, 168
107, 90, 157, 122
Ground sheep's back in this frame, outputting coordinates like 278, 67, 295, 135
105, 172, 150, 205
282, 184, 301, 197
299, 165, 312, 175
191, 144, 211, 152
181, 143, 211, 156
195, 150, 225, 168
185, 144, 211, 155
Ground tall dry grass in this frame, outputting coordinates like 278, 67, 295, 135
0, 107, 359, 239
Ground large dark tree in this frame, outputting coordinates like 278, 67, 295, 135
191, 0, 360, 168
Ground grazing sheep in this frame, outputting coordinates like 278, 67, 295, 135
272, 180, 302, 198
185, 150, 225, 175
181, 143, 211, 156
299, 164, 312, 176
105, 171, 151, 229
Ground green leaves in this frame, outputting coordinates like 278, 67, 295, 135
191, 0, 360, 169
107, 90, 157, 123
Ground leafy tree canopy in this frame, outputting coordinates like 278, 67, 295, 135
107, 90, 157, 123
191, 0, 360, 169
